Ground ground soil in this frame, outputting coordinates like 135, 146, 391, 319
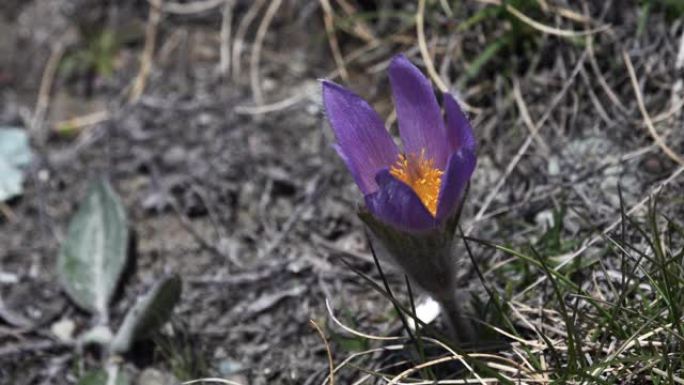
1, 1, 683, 384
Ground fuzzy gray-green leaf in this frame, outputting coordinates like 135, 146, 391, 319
110, 274, 182, 354
0, 127, 32, 201
58, 180, 128, 317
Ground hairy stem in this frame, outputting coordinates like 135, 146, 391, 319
438, 290, 476, 344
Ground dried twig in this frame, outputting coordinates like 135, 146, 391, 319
232, 0, 265, 80
182, 378, 245, 385
670, 28, 684, 120
53, 110, 110, 133
513, 78, 550, 157
234, 92, 307, 115
250, 0, 283, 105
219, 0, 235, 78
416, 0, 448, 92
479, 0, 593, 24
505, 3, 610, 38
0, 202, 16, 223
388, 356, 487, 385
467, 50, 589, 234
310, 320, 335, 385
162, 0, 223, 14
516, 164, 684, 299
320, 0, 350, 82
582, 2, 628, 115
130, 0, 163, 103
31, 29, 73, 144
334, 0, 376, 43
623, 50, 684, 166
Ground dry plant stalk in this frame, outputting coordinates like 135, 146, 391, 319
310, 320, 335, 385
31, 28, 75, 143
320, 0, 350, 82
130, 0, 163, 103
250, 0, 282, 106
623, 50, 684, 166
416, 0, 448, 92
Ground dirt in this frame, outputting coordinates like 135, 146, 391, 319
1, 1, 684, 384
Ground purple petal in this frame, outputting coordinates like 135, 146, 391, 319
444, 92, 476, 152
365, 169, 436, 231
322, 80, 399, 194
436, 149, 476, 221
388, 54, 449, 169
364, 169, 436, 232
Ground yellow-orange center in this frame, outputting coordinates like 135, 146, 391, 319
389, 150, 443, 216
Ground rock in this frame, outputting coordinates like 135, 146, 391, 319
547, 156, 560, 176
224, 374, 248, 385
136, 368, 177, 385
51, 318, 76, 343
162, 146, 187, 167
218, 359, 244, 376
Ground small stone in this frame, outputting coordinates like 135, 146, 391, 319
218, 359, 244, 376
643, 155, 664, 174
224, 374, 248, 385
38, 169, 50, 182
262, 77, 277, 92
196, 113, 213, 126
51, 318, 76, 343
0, 271, 18, 284
162, 146, 186, 167
535, 209, 554, 229
136, 368, 177, 385
547, 156, 560, 176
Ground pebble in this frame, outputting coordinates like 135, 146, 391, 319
51, 318, 76, 343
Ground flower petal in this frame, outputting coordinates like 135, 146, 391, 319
388, 54, 449, 168
322, 80, 399, 194
435, 149, 476, 221
365, 169, 436, 232
444, 92, 476, 152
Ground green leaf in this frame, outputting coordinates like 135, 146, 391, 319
77, 368, 130, 385
58, 180, 128, 318
0, 127, 32, 201
110, 274, 182, 354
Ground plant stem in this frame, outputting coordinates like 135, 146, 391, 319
438, 290, 476, 344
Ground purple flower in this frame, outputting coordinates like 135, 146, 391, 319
322, 54, 476, 233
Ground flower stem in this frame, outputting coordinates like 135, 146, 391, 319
438, 291, 476, 345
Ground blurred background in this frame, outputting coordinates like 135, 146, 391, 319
1, 0, 684, 384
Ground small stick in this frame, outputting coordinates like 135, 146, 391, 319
582, 2, 628, 115
31, 29, 73, 144
416, 0, 448, 92
505, 3, 610, 38
310, 320, 335, 385
53, 110, 110, 133
219, 0, 235, 78
0, 202, 16, 223
335, 0, 376, 43
249, 0, 283, 106
670, 28, 684, 120
320, 0, 350, 82
516, 165, 684, 299
234, 92, 306, 115
161, 0, 223, 14
232, 0, 265, 81
130, 0, 163, 103
623, 50, 684, 166
468, 50, 589, 235
513, 78, 550, 157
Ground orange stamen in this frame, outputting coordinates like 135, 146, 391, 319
390, 150, 443, 216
